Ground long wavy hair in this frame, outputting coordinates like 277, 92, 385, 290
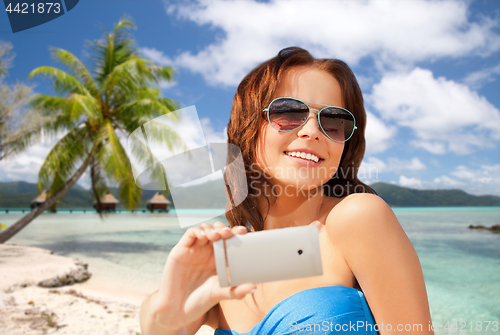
225, 47, 376, 231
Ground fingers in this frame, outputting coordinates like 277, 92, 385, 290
189, 225, 217, 248
177, 227, 205, 248
181, 222, 249, 248
213, 221, 227, 230
193, 222, 233, 247
232, 225, 249, 235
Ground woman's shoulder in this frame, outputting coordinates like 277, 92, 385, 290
324, 192, 398, 240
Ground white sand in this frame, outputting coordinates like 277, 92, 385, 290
0, 243, 214, 335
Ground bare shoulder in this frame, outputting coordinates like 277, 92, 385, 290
324, 192, 408, 267
325, 192, 398, 239
325, 193, 433, 331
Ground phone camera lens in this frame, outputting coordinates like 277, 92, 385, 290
298, 249, 303, 255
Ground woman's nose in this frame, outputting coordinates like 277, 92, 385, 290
297, 111, 322, 139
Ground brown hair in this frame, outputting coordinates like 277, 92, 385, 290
225, 47, 376, 231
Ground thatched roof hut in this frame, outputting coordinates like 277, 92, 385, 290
146, 192, 171, 212
30, 190, 56, 212
31, 190, 48, 207
94, 192, 119, 212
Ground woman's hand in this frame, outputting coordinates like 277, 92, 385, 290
140, 222, 256, 335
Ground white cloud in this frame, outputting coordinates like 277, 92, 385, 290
410, 141, 446, 155
433, 175, 464, 188
365, 111, 396, 154
359, 156, 385, 183
387, 158, 427, 172
359, 156, 426, 185
158, 80, 177, 90
399, 176, 423, 188
153, 0, 500, 86
463, 64, 500, 89
141, 47, 173, 66
0, 133, 64, 184
433, 164, 500, 195
200, 118, 227, 143
360, 156, 426, 176
369, 67, 500, 154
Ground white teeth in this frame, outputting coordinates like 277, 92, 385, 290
285, 151, 320, 163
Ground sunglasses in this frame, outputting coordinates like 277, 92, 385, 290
263, 97, 357, 143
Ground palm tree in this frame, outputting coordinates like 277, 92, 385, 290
0, 18, 183, 243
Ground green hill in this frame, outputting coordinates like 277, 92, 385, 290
0, 180, 499, 209
0, 181, 93, 208
370, 182, 500, 207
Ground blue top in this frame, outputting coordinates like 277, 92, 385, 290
214, 286, 379, 335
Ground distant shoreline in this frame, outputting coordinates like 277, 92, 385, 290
0, 206, 499, 216
1, 181, 500, 209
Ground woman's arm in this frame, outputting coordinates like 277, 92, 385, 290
326, 193, 434, 335
139, 224, 256, 335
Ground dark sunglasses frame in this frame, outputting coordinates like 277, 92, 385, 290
263, 97, 357, 143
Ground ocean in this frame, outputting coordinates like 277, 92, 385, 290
1, 207, 499, 334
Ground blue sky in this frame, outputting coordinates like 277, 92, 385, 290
1, 0, 499, 196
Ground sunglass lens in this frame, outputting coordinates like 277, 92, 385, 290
268, 98, 309, 131
320, 108, 355, 142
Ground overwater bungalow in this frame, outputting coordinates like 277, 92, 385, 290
30, 190, 48, 209
30, 190, 56, 212
146, 192, 171, 213
94, 192, 119, 212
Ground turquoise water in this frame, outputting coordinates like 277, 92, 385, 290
1, 207, 499, 334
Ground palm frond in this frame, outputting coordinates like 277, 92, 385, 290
90, 158, 109, 199
114, 96, 180, 124
27, 67, 91, 96
30, 93, 101, 125
141, 119, 187, 153
117, 171, 142, 210
38, 125, 91, 192
50, 48, 99, 97
95, 120, 130, 182
101, 59, 176, 106
91, 17, 137, 84
96, 120, 143, 209
113, 17, 136, 34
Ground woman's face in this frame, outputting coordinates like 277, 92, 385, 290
255, 66, 345, 191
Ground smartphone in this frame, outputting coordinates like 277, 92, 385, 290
213, 225, 323, 287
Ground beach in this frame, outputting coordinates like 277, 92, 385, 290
0, 208, 499, 335
0, 215, 218, 335
0, 242, 214, 335
0, 243, 213, 335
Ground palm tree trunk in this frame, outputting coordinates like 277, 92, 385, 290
90, 158, 103, 216
0, 152, 95, 243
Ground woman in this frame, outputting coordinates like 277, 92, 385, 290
140, 47, 433, 335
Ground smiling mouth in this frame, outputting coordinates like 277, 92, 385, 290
284, 151, 323, 163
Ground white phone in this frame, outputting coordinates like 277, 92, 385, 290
213, 225, 323, 287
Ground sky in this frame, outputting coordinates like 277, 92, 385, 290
0, 0, 499, 196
